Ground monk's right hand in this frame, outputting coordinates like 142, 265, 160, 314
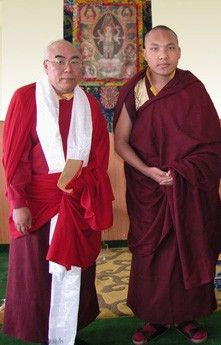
12, 207, 32, 234
147, 167, 173, 185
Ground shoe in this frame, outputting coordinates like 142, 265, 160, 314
176, 320, 208, 343
132, 323, 168, 345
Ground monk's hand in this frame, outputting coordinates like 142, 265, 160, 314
147, 167, 173, 186
12, 207, 32, 234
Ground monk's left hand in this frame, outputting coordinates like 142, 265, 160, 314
159, 170, 173, 185
147, 167, 173, 185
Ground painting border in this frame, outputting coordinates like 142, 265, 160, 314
64, 0, 152, 131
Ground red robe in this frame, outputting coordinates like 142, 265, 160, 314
2, 83, 113, 342
3, 83, 113, 269
115, 68, 221, 323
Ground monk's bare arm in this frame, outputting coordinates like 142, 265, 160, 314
114, 104, 150, 175
114, 104, 173, 185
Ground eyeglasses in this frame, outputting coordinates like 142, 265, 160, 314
46, 57, 82, 68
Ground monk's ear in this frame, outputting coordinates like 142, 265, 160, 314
143, 48, 148, 63
178, 46, 181, 59
43, 60, 49, 74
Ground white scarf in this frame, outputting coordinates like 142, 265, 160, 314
36, 74, 92, 345
36, 74, 92, 171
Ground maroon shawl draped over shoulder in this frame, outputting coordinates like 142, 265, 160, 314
115, 68, 221, 289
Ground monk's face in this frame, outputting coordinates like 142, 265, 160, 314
144, 29, 181, 79
44, 42, 82, 96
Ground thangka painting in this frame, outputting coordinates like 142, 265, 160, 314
64, 0, 152, 131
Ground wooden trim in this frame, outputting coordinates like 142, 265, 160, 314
0, 121, 9, 244
102, 133, 129, 240
1, 121, 220, 243
0, 126, 129, 243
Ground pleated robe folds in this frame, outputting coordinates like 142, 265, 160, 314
114, 68, 221, 324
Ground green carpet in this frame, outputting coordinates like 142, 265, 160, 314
1, 313, 221, 345
0, 251, 8, 300
78, 313, 221, 345
1, 250, 221, 344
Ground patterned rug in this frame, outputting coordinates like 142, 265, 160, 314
215, 258, 221, 310
96, 248, 221, 319
0, 249, 221, 323
96, 247, 133, 318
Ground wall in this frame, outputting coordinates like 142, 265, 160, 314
0, 0, 64, 120
152, 0, 221, 117
0, 1, 221, 242
0, 121, 8, 243
0, 129, 129, 243
1, 0, 221, 119
0, 1, 2, 118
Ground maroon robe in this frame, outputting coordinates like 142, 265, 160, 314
114, 68, 221, 324
2, 83, 113, 342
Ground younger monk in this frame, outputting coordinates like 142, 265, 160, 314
114, 25, 221, 344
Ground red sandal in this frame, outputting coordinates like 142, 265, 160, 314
132, 323, 168, 345
176, 320, 208, 344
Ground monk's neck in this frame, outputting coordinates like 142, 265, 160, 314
146, 68, 176, 94
150, 75, 170, 93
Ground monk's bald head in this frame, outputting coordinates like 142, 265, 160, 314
144, 25, 179, 48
